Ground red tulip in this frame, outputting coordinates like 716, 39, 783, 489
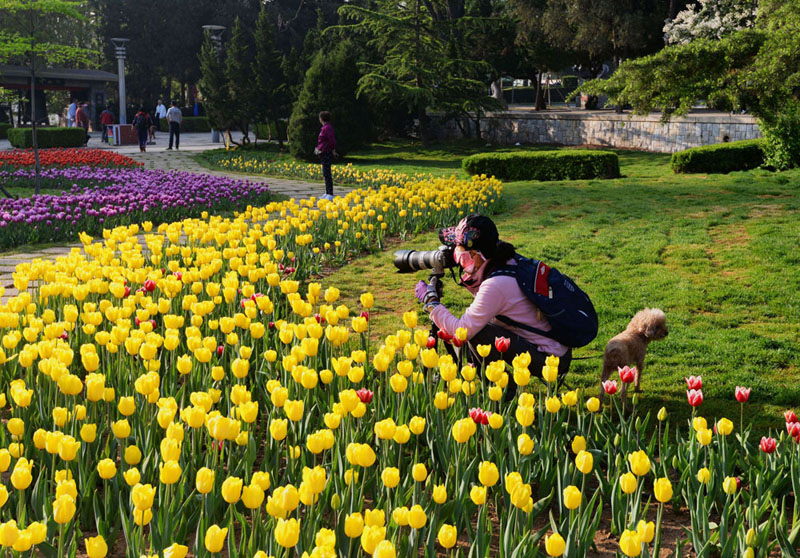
60, 331, 69, 341
356, 388, 373, 404
760, 436, 776, 454
784, 410, 798, 424
216, 345, 224, 357
618, 366, 636, 384
123, 286, 131, 297
686, 389, 703, 407
494, 336, 511, 353
268, 321, 276, 329
437, 330, 453, 342
173, 271, 182, 280
734, 386, 751, 403
469, 407, 490, 425
786, 422, 800, 437
426, 336, 436, 349
602, 380, 618, 395
685, 375, 703, 390
360, 311, 369, 321
144, 279, 156, 292
314, 314, 323, 324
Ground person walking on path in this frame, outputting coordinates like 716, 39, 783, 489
314, 111, 338, 200
100, 105, 114, 144
67, 99, 77, 127
75, 102, 90, 145
152, 99, 166, 142
166, 101, 182, 150
132, 107, 152, 152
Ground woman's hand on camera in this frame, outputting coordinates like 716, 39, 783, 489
414, 280, 429, 303
415, 279, 442, 311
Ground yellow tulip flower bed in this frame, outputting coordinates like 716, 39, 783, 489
0, 170, 794, 558
215, 154, 434, 188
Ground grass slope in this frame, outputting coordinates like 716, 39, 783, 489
321, 147, 800, 431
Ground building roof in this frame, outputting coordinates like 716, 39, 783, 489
0, 64, 118, 83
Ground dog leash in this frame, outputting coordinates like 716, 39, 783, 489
570, 353, 603, 361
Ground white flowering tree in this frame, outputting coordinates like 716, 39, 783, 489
663, 0, 758, 45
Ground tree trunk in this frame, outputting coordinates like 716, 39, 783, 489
473, 109, 482, 140
30, 56, 41, 195
535, 71, 546, 111
418, 106, 429, 147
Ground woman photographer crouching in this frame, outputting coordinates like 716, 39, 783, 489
415, 214, 571, 401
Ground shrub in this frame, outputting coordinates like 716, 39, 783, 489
7, 127, 86, 148
670, 139, 765, 174
462, 150, 621, 181
288, 40, 371, 160
0, 123, 10, 140
158, 116, 211, 133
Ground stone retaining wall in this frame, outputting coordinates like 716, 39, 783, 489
432, 111, 762, 153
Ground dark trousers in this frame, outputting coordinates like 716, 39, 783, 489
465, 323, 572, 401
320, 152, 333, 195
137, 128, 148, 148
101, 125, 109, 143
169, 122, 181, 149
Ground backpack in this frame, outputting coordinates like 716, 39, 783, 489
488, 255, 598, 348
133, 113, 150, 131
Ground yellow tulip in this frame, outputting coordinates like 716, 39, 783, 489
204, 525, 228, 554
97, 458, 117, 480
437, 524, 457, 549
53, 494, 76, 524
85, 535, 108, 558
619, 529, 642, 557
545, 533, 566, 556
563, 485, 582, 510
221, 476, 243, 504
628, 450, 651, 476
654, 477, 673, 502
575, 450, 593, 474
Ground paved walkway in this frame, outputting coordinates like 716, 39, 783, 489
0, 131, 350, 300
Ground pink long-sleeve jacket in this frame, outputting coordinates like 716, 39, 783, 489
429, 258, 568, 357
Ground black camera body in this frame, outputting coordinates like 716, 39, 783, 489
393, 246, 456, 277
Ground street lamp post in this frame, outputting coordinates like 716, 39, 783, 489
110, 38, 129, 124
202, 25, 225, 143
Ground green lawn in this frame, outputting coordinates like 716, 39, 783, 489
193, 139, 565, 181
311, 145, 800, 432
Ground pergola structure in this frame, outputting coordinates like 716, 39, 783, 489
0, 64, 118, 127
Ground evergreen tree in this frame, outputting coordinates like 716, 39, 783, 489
198, 32, 233, 134
288, 41, 370, 159
253, 6, 289, 145
338, 0, 496, 144
226, 17, 255, 144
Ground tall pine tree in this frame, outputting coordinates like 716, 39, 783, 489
198, 31, 233, 135
288, 40, 370, 159
252, 6, 289, 145
226, 17, 255, 144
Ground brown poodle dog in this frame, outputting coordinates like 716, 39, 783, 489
600, 308, 668, 399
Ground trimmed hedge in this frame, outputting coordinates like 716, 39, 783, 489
671, 139, 765, 174
0, 123, 10, 140
7, 127, 85, 148
158, 116, 211, 133
462, 150, 621, 181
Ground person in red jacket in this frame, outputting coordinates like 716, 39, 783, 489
314, 111, 339, 200
75, 102, 90, 145
100, 105, 114, 144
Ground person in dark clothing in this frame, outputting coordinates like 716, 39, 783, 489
100, 106, 114, 143
166, 101, 182, 150
132, 107, 152, 152
314, 111, 338, 200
